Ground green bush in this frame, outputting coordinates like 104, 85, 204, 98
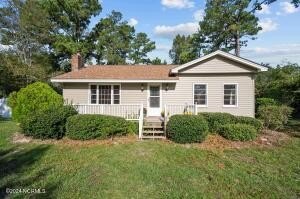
199, 112, 236, 133
235, 116, 263, 132
166, 115, 209, 144
127, 121, 139, 135
257, 105, 293, 130
8, 82, 63, 123
219, 123, 257, 141
22, 105, 77, 139
66, 114, 132, 140
256, 98, 278, 107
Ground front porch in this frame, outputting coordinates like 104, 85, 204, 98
74, 104, 198, 139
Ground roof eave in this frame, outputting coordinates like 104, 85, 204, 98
171, 50, 268, 73
50, 79, 179, 83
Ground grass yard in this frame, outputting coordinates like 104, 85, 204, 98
0, 120, 300, 198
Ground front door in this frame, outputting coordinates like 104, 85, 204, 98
148, 85, 161, 116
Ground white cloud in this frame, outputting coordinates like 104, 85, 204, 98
128, 18, 138, 26
156, 44, 171, 51
193, 9, 205, 21
280, 2, 299, 14
0, 44, 13, 51
154, 22, 198, 38
242, 44, 300, 65
257, 4, 271, 14
258, 18, 278, 33
161, 0, 194, 9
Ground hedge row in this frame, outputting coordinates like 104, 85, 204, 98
22, 105, 78, 139
166, 113, 262, 143
219, 124, 257, 141
66, 114, 136, 140
199, 112, 262, 141
199, 112, 262, 133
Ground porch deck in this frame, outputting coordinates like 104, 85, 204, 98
74, 104, 197, 139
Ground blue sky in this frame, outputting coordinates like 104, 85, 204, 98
90, 0, 300, 66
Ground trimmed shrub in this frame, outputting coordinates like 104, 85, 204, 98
235, 116, 263, 132
256, 98, 278, 107
22, 105, 77, 139
127, 121, 139, 135
66, 114, 131, 140
257, 105, 293, 130
219, 123, 257, 141
8, 82, 63, 123
199, 112, 236, 133
166, 115, 209, 144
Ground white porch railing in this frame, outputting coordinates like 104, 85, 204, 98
74, 104, 144, 139
75, 104, 141, 120
74, 103, 200, 140
165, 104, 197, 117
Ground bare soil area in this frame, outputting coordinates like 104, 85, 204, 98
12, 130, 290, 150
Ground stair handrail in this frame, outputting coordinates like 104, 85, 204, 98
138, 103, 143, 139
164, 104, 168, 135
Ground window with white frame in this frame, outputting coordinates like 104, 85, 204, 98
90, 85, 120, 104
90, 85, 97, 104
224, 84, 237, 106
194, 84, 207, 106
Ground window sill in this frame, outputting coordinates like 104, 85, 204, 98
196, 105, 208, 108
223, 105, 238, 108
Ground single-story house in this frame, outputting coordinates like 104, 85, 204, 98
51, 50, 267, 138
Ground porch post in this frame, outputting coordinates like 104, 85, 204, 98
138, 103, 143, 139
194, 104, 197, 115
164, 104, 167, 134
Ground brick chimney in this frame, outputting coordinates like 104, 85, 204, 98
71, 53, 84, 71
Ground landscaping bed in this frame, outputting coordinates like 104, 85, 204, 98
12, 125, 290, 150
1, 120, 299, 198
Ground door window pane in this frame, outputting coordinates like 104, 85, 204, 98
150, 86, 160, 96
150, 97, 160, 108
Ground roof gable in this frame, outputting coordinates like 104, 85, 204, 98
171, 50, 268, 73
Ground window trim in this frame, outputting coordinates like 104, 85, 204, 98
223, 83, 238, 108
193, 83, 208, 107
88, 83, 121, 105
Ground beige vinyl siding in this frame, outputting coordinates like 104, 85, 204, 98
63, 83, 147, 106
162, 74, 255, 117
179, 56, 257, 74
120, 83, 147, 106
63, 83, 89, 104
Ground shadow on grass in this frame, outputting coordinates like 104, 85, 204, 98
0, 145, 59, 198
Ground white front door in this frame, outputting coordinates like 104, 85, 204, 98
148, 85, 161, 116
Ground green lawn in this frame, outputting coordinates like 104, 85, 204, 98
1, 121, 300, 198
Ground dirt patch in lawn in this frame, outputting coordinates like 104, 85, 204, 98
12, 130, 291, 150
12, 133, 137, 147
196, 130, 291, 150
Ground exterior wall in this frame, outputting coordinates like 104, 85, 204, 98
62, 75, 255, 117
63, 83, 147, 106
162, 74, 255, 117
120, 83, 147, 106
180, 56, 256, 74
63, 83, 89, 104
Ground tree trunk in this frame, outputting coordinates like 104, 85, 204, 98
235, 31, 240, 56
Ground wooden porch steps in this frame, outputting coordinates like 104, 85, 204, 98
142, 116, 166, 139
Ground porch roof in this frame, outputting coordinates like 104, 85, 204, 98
51, 65, 179, 83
